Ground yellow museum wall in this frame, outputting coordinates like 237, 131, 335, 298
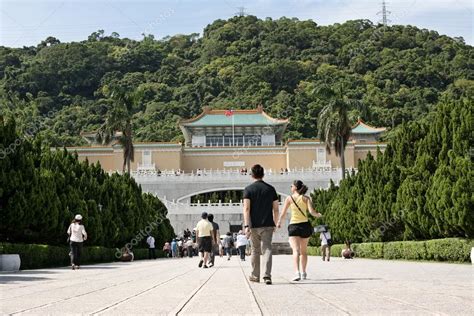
181, 150, 286, 172
287, 147, 316, 169
150, 150, 182, 170
76, 152, 123, 171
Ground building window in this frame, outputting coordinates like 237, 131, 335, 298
206, 136, 223, 147
244, 135, 261, 146
261, 134, 275, 146
142, 150, 152, 166
316, 148, 326, 163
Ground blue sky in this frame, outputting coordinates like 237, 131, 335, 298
1, 0, 472, 47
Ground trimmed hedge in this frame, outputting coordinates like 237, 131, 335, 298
0, 243, 164, 270
308, 238, 473, 263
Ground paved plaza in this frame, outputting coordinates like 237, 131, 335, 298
0, 255, 472, 315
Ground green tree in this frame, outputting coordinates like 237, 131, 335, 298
97, 87, 140, 173
316, 84, 354, 179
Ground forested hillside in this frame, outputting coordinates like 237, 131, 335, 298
1, 16, 472, 146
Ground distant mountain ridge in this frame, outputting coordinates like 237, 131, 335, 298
0, 16, 472, 146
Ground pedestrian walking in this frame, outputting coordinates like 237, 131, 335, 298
320, 229, 332, 262
171, 239, 178, 258
243, 164, 279, 285
223, 232, 234, 260
236, 230, 248, 261
67, 214, 87, 270
186, 238, 194, 258
178, 238, 183, 258
163, 241, 171, 258
195, 212, 214, 268
219, 238, 224, 257
277, 180, 322, 281
146, 235, 156, 259
208, 214, 220, 267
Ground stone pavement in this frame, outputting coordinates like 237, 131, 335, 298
0, 255, 472, 315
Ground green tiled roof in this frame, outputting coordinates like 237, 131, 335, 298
351, 122, 386, 134
184, 113, 284, 126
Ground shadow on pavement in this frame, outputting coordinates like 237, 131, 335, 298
271, 281, 356, 285
0, 275, 52, 283
268, 277, 382, 285
73, 266, 119, 270
316, 278, 382, 281
1, 270, 58, 275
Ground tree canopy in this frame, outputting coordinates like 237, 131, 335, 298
310, 88, 473, 244
1, 17, 472, 145
0, 118, 175, 248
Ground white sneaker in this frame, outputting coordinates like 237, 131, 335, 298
302, 272, 307, 280
292, 272, 301, 281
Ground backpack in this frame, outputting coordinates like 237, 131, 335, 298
224, 236, 233, 248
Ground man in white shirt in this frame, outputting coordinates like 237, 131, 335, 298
320, 230, 332, 262
185, 239, 194, 258
236, 230, 249, 261
146, 235, 156, 260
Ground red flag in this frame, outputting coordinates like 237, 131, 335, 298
225, 109, 234, 117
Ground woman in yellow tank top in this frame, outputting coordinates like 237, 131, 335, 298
276, 180, 322, 281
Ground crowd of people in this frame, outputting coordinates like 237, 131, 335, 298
67, 163, 355, 279
159, 218, 250, 268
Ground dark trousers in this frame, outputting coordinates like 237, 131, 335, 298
70, 241, 83, 266
187, 246, 193, 258
239, 245, 246, 260
209, 244, 218, 264
148, 248, 156, 259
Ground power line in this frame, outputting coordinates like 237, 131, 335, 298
377, 0, 391, 26
235, 6, 247, 17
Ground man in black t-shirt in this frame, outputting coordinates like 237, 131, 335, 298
208, 213, 220, 267
243, 164, 279, 285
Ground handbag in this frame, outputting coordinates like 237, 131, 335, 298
322, 232, 333, 246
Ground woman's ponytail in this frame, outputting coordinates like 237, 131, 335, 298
293, 180, 308, 195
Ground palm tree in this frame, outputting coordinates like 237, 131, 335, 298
96, 88, 139, 174
316, 84, 354, 180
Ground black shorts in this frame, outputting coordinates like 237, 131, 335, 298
288, 222, 313, 238
198, 236, 212, 252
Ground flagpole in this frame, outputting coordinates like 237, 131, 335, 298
232, 111, 235, 147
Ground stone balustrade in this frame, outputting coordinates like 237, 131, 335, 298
132, 168, 351, 183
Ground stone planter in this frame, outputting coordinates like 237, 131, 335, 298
0, 254, 21, 271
